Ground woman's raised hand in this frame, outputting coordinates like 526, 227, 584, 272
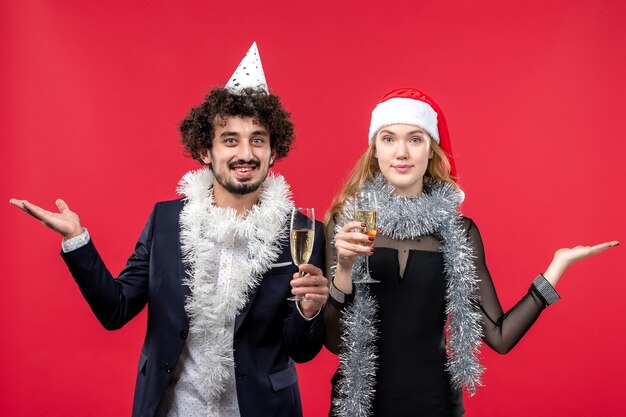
334, 221, 376, 270
543, 240, 619, 287
10, 198, 83, 240
554, 241, 619, 265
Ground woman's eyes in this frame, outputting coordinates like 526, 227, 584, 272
381, 136, 423, 143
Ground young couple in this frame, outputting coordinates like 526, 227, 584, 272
11, 43, 618, 417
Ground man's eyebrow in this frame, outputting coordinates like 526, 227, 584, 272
219, 130, 269, 137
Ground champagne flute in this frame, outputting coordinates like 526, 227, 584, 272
287, 207, 315, 301
353, 191, 380, 284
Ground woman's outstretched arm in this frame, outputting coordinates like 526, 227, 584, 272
468, 218, 618, 354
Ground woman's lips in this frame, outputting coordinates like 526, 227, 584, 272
392, 164, 412, 173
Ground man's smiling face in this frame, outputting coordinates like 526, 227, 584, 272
201, 115, 274, 196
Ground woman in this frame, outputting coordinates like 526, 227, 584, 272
324, 87, 618, 417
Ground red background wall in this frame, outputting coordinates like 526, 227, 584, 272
2, 1, 625, 416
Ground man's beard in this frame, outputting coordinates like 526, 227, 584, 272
212, 159, 268, 195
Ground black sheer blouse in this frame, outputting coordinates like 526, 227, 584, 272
325, 217, 553, 417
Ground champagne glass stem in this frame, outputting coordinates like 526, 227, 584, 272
287, 269, 308, 301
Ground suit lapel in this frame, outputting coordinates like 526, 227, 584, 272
234, 239, 292, 335
178, 241, 191, 301
234, 282, 262, 334
175, 200, 191, 320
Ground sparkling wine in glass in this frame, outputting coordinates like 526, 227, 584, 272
353, 191, 380, 284
287, 207, 315, 301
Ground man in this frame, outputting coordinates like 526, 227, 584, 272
10, 42, 328, 417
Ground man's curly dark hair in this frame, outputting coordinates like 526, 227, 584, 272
179, 87, 295, 165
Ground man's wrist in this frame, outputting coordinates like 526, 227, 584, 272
63, 227, 85, 240
62, 228, 90, 253
295, 301, 321, 321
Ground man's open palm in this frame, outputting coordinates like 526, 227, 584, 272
10, 198, 83, 239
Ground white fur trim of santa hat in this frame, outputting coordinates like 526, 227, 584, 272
368, 97, 440, 143
226, 42, 269, 94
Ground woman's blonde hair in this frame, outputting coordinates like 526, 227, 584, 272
324, 134, 458, 228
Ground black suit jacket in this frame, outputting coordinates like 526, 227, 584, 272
61, 199, 325, 417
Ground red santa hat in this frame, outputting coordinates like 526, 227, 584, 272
369, 88, 457, 177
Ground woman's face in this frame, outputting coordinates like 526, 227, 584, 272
374, 124, 432, 196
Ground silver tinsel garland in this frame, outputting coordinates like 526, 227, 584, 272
178, 168, 292, 398
333, 174, 484, 417
333, 257, 379, 417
